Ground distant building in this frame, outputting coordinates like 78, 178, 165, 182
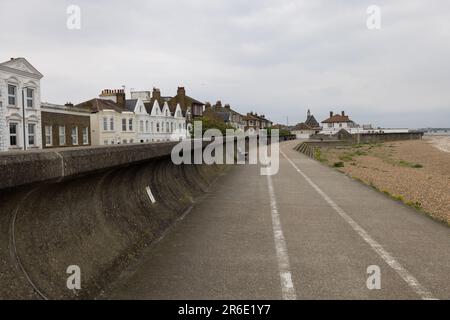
76, 89, 137, 146
243, 112, 272, 135
131, 87, 199, 135
320, 111, 356, 135
0, 57, 43, 151
422, 128, 450, 136
291, 109, 322, 139
168, 87, 205, 121
203, 100, 246, 131
41, 103, 91, 148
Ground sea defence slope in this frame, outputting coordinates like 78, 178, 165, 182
0, 142, 226, 299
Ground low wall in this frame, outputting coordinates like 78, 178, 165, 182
355, 132, 423, 144
0, 142, 227, 299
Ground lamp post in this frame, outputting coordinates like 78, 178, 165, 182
21, 86, 31, 151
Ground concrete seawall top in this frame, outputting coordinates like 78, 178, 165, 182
0, 142, 179, 190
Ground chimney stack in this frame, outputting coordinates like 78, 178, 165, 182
152, 87, 161, 101
224, 104, 231, 110
177, 87, 186, 97
99, 89, 126, 108
205, 102, 212, 109
341, 111, 345, 116
330, 111, 334, 118
65, 102, 74, 108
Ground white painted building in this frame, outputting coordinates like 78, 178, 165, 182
0, 57, 43, 151
141, 100, 187, 142
319, 111, 357, 135
128, 91, 188, 142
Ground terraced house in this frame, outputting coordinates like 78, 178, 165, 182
41, 102, 91, 148
126, 95, 187, 143
131, 87, 189, 141
243, 112, 273, 135
0, 57, 43, 151
76, 89, 136, 145
205, 100, 246, 131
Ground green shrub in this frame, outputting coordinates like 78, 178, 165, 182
333, 161, 345, 168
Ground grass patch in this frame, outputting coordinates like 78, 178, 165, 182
314, 149, 328, 163
392, 195, 405, 202
339, 154, 354, 162
406, 201, 423, 211
398, 160, 423, 168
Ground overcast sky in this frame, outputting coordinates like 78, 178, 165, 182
1, 0, 449, 128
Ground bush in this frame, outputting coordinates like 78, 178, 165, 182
333, 161, 345, 168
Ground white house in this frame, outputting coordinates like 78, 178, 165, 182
320, 111, 357, 135
75, 90, 137, 146
141, 100, 187, 142
0, 57, 43, 151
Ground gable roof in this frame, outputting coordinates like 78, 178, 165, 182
75, 98, 127, 113
305, 114, 320, 128
0, 57, 43, 79
322, 114, 354, 124
125, 99, 138, 112
168, 93, 204, 113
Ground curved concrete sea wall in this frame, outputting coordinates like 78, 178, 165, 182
0, 142, 225, 299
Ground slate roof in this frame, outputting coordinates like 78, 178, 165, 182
125, 99, 138, 112
75, 98, 127, 113
322, 114, 354, 123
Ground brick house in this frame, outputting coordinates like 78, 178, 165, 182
204, 101, 246, 131
41, 103, 91, 148
243, 112, 273, 135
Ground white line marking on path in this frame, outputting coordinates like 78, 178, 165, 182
280, 150, 437, 300
266, 173, 297, 300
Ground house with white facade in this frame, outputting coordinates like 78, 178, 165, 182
142, 100, 187, 142
320, 111, 357, 135
0, 57, 43, 151
130, 88, 188, 142
75, 90, 137, 146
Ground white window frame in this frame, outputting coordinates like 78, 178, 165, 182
9, 122, 19, 147
82, 127, 89, 145
8, 84, 17, 106
45, 125, 53, 146
129, 118, 133, 131
59, 126, 66, 146
72, 127, 78, 145
28, 123, 36, 146
26, 88, 34, 108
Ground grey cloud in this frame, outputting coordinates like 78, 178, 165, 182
1, 0, 449, 127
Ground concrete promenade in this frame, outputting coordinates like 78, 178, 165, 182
104, 141, 450, 300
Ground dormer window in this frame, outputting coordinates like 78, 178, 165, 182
8, 84, 17, 106
26, 88, 34, 108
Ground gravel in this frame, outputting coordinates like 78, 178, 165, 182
318, 138, 450, 225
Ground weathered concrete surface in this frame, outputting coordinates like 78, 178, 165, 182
103, 141, 449, 300
0, 146, 227, 299
0, 143, 179, 190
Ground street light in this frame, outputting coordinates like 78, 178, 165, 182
21, 86, 31, 151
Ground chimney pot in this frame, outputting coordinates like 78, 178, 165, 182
330, 111, 334, 118
341, 111, 345, 116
